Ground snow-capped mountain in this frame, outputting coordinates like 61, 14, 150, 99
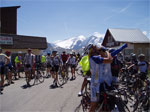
53, 32, 104, 50
42, 32, 104, 54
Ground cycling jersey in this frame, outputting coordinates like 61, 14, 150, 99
46, 56, 52, 64
0, 53, 7, 75
138, 61, 148, 73
24, 53, 35, 67
90, 55, 113, 86
15, 56, 22, 65
79, 55, 90, 75
61, 54, 69, 62
111, 56, 122, 77
41, 55, 46, 63
53, 56, 61, 66
66, 56, 76, 65
0, 53, 7, 66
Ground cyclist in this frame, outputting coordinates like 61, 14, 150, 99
127, 53, 138, 75
66, 53, 77, 80
89, 43, 128, 112
88, 44, 113, 112
50, 50, 61, 88
109, 49, 123, 83
5, 51, 14, 85
0, 48, 9, 92
24, 48, 35, 86
41, 54, 46, 68
138, 54, 148, 81
61, 51, 69, 76
46, 52, 52, 77
15, 51, 23, 79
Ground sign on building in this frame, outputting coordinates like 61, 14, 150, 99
0, 36, 13, 45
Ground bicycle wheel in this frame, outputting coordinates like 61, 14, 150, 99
29, 74, 36, 86
81, 83, 91, 112
38, 71, 44, 83
115, 97, 130, 112
25, 73, 35, 86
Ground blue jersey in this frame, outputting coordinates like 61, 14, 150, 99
90, 55, 112, 86
138, 61, 148, 73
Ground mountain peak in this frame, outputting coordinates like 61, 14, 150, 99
52, 32, 104, 50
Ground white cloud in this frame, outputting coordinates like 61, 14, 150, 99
119, 3, 132, 13
143, 31, 147, 35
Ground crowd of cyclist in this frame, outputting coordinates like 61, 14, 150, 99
0, 43, 149, 111
77, 43, 149, 112
0, 48, 81, 93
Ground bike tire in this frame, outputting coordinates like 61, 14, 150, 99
57, 71, 65, 86
38, 71, 44, 83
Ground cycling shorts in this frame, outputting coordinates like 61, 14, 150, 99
90, 83, 100, 102
51, 65, 59, 72
71, 64, 76, 69
47, 63, 51, 68
0, 65, 5, 75
24, 64, 32, 72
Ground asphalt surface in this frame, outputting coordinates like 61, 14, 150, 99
0, 73, 83, 112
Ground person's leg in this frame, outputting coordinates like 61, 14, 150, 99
73, 66, 76, 79
78, 77, 87, 96
89, 102, 98, 112
70, 66, 74, 80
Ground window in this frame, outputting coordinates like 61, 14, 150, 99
137, 48, 142, 55
145, 48, 150, 56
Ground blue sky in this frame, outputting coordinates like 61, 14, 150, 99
1, 0, 149, 43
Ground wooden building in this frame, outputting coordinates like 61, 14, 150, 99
102, 28, 150, 61
0, 6, 47, 55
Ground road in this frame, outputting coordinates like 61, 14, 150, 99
0, 73, 83, 112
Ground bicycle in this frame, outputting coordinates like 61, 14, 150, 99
32, 63, 45, 85
57, 66, 68, 86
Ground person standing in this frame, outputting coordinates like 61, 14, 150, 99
66, 53, 76, 80
5, 51, 14, 85
50, 51, 61, 88
0, 48, 9, 92
15, 51, 23, 79
24, 48, 35, 86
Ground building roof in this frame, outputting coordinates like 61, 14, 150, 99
0, 33, 47, 50
108, 28, 150, 43
0, 6, 20, 9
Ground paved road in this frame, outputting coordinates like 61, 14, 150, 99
0, 73, 83, 112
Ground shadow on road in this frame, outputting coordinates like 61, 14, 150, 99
21, 84, 32, 89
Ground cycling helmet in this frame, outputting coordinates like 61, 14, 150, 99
138, 54, 145, 58
47, 52, 51, 55
84, 44, 93, 52
52, 50, 57, 53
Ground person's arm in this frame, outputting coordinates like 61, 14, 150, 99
4, 55, 10, 65
91, 52, 112, 64
111, 43, 128, 57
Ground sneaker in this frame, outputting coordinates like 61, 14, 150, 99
50, 84, 56, 89
70, 77, 74, 81
55, 83, 58, 88
11, 81, 15, 84
0, 87, 4, 91
27, 83, 31, 87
